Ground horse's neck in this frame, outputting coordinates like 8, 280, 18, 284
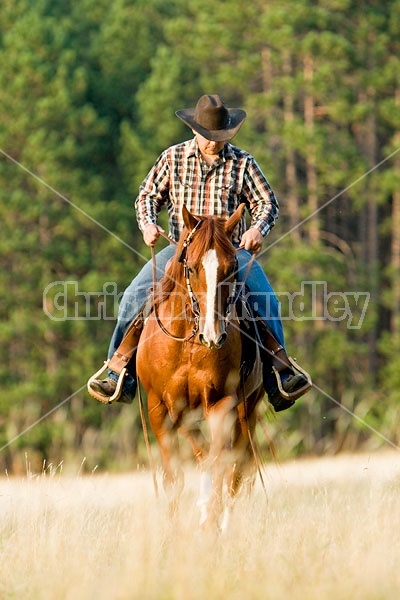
162, 275, 193, 325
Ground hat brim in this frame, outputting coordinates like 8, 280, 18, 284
175, 108, 246, 142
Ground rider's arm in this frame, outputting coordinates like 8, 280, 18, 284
135, 150, 170, 234
242, 156, 280, 238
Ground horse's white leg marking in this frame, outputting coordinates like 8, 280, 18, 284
202, 249, 219, 344
220, 505, 232, 534
197, 471, 213, 526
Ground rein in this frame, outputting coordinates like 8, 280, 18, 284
151, 227, 202, 342
151, 249, 201, 343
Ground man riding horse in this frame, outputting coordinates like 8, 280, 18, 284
88, 94, 311, 410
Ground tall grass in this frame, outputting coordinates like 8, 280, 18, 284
1, 451, 400, 599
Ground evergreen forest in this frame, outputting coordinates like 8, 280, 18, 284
1, 0, 399, 473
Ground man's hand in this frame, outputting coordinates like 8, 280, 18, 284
239, 228, 263, 253
143, 224, 165, 247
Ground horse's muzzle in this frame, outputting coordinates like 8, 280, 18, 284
199, 331, 227, 349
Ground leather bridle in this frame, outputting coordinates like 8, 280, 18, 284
152, 224, 247, 343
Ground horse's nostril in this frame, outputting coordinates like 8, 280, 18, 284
216, 332, 227, 348
199, 333, 216, 349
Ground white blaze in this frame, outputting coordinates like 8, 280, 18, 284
202, 249, 219, 344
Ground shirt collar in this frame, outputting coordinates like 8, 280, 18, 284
188, 137, 233, 163
221, 142, 235, 161
187, 137, 198, 157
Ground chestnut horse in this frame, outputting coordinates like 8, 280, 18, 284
136, 204, 265, 528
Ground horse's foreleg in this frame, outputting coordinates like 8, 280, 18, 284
227, 405, 257, 498
148, 398, 183, 516
199, 398, 237, 529
227, 391, 260, 498
160, 431, 184, 517
178, 414, 208, 464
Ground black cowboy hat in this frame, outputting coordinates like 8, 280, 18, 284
175, 94, 246, 142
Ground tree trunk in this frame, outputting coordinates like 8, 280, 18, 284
390, 90, 400, 339
354, 89, 379, 377
391, 186, 400, 339
261, 46, 272, 93
283, 51, 300, 237
303, 54, 319, 243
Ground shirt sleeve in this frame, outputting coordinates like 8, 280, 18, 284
242, 156, 279, 236
134, 150, 170, 232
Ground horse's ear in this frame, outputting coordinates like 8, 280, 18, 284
182, 204, 201, 231
225, 203, 246, 238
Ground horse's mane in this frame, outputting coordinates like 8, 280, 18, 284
153, 215, 235, 306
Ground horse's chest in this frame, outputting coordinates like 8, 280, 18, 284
169, 350, 239, 399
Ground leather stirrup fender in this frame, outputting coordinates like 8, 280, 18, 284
108, 315, 144, 374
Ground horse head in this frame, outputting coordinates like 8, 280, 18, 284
181, 203, 245, 349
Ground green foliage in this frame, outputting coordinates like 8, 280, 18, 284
0, 0, 399, 471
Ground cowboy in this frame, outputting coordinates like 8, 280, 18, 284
88, 94, 311, 410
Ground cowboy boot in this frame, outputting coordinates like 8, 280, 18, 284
257, 321, 311, 412
88, 315, 143, 404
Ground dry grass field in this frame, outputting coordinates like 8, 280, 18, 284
1, 450, 400, 600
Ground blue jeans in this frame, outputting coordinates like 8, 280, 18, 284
108, 245, 285, 392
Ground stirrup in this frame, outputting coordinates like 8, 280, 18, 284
87, 359, 127, 405
272, 357, 312, 401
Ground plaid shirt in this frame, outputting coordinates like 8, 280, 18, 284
135, 137, 279, 245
